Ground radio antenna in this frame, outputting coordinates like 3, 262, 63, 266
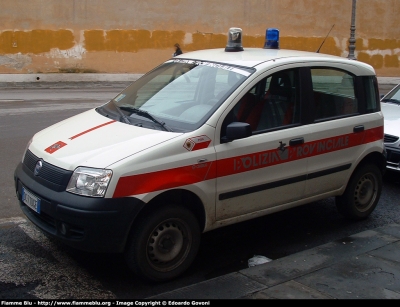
316, 24, 335, 53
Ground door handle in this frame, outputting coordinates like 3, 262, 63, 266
289, 137, 304, 146
353, 125, 364, 133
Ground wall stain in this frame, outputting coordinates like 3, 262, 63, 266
384, 55, 399, 68
368, 38, 399, 51
0, 29, 399, 72
82, 30, 346, 56
84, 30, 186, 51
281, 37, 341, 55
0, 30, 74, 54
359, 53, 400, 69
185, 32, 227, 50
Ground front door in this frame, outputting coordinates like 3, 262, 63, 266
214, 68, 309, 221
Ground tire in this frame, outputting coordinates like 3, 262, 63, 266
335, 163, 382, 220
124, 205, 201, 282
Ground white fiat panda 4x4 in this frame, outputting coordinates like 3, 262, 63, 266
14, 28, 386, 282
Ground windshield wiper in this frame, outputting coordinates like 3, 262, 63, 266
109, 99, 131, 124
119, 105, 171, 131
382, 98, 400, 105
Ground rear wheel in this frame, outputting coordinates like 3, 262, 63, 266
335, 164, 382, 220
124, 205, 201, 282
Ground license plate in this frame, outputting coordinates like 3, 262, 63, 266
22, 186, 41, 214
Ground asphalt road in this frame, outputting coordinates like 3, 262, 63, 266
1, 87, 399, 299
1, 88, 118, 219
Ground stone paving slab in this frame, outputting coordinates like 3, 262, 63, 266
294, 253, 400, 299
148, 224, 400, 299
149, 272, 268, 300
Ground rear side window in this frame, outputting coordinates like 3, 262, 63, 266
311, 68, 357, 121
362, 76, 380, 113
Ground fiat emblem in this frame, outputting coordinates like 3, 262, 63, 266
34, 160, 43, 176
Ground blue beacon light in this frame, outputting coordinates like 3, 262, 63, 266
264, 28, 280, 49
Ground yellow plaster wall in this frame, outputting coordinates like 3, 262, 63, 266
0, 0, 399, 76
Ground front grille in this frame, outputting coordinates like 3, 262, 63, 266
23, 150, 73, 188
384, 134, 399, 143
386, 148, 400, 166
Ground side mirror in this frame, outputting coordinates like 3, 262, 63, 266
221, 122, 252, 143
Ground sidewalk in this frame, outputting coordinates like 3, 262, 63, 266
148, 223, 400, 299
0, 73, 141, 89
0, 74, 399, 93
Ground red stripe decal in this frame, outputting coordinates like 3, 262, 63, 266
113, 126, 383, 198
69, 120, 116, 140
45, 141, 67, 154
217, 126, 383, 177
113, 162, 216, 198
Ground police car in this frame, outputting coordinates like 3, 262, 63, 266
14, 28, 386, 282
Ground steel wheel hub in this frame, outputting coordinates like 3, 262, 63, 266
148, 222, 184, 264
355, 174, 376, 210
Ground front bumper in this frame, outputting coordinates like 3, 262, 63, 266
14, 162, 145, 253
385, 145, 400, 172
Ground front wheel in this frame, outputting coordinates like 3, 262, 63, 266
124, 205, 201, 282
335, 163, 382, 220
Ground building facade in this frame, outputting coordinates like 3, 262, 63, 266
0, 0, 399, 76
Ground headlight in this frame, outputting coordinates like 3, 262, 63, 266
66, 167, 112, 197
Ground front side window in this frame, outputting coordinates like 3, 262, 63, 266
311, 68, 357, 121
221, 68, 300, 138
97, 60, 254, 132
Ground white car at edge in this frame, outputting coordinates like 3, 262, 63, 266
381, 83, 400, 173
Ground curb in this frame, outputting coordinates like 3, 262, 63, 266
0, 73, 142, 83
0, 74, 398, 84
0, 74, 398, 91
0, 74, 141, 89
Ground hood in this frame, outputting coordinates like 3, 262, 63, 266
29, 109, 182, 170
382, 102, 400, 137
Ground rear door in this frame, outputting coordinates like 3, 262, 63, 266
303, 65, 382, 198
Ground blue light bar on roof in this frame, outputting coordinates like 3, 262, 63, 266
263, 28, 280, 49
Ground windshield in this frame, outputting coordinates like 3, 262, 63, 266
97, 59, 254, 132
382, 84, 400, 105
